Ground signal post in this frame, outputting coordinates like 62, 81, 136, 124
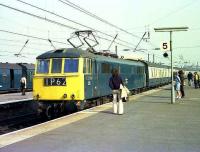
154, 27, 188, 104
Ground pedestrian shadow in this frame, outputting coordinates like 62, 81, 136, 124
145, 95, 170, 99
138, 100, 169, 104
99, 110, 113, 114
161, 88, 171, 91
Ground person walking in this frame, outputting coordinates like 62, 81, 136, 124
109, 68, 124, 114
20, 75, 27, 95
178, 70, 185, 98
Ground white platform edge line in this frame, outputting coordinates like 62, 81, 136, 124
0, 98, 33, 105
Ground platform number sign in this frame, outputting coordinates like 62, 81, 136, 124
161, 42, 170, 51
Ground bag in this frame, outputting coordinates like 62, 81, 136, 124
120, 84, 130, 98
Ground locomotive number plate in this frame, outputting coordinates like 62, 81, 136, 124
44, 78, 66, 86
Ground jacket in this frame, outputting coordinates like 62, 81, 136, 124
109, 75, 123, 90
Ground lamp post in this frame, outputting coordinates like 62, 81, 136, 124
154, 27, 188, 104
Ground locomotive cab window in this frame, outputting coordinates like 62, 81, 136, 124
51, 59, 62, 73
37, 59, 50, 74
64, 58, 78, 73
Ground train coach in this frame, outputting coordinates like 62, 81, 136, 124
0, 63, 34, 93
145, 62, 171, 88
33, 48, 171, 118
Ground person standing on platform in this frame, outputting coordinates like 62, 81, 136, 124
178, 70, 185, 98
175, 72, 181, 99
109, 68, 124, 115
20, 75, 27, 95
194, 72, 199, 89
187, 72, 193, 86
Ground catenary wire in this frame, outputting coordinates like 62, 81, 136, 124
58, 0, 141, 39
0, 3, 141, 51
16, 0, 137, 47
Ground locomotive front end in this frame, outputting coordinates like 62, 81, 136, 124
33, 58, 84, 101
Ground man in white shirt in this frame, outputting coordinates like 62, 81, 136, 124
20, 76, 27, 95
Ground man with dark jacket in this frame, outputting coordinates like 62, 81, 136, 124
187, 72, 193, 86
178, 70, 185, 98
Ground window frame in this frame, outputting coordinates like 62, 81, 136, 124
83, 58, 92, 74
36, 59, 50, 74
64, 58, 79, 73
51, 58, 63, 74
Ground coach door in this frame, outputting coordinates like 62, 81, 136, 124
10, 69, 14, 88
92, 59, 98, 97
84, 58, 93, 99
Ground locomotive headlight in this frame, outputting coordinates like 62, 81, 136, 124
63, 93, 67, 98
36, 94, 40, 100
71, 94, 75, 99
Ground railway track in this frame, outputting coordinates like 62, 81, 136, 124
0, 113, 40, 135
0, 85, 162, 136
0, 97, 111, 135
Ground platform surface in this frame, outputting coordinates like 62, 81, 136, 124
0, 92, 32, 105
1, 85, 200, 152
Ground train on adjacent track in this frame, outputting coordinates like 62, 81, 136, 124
0, 63, 34, 93
33, 48, 172, 118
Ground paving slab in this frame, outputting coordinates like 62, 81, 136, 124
0, 92, 32, 105
1, 85, 200, 152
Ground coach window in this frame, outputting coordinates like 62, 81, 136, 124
64, 58, 78, 73
51, 58, 62, 73
83, 58, 92, 74
101, 63, 110, 73
37, 59, 50, 74
137, 67, 142, 75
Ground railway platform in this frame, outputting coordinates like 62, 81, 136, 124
1, 85, 200, 152
0, 92, 36, 125
0, 92, 33, 105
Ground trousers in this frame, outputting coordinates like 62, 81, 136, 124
112, 90, 124, 114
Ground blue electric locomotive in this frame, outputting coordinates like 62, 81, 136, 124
33, 48, 171, 118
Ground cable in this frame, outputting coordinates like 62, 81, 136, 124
0, 38, 64, 47
0, 29, 69, 45
58, 0, 141, 39
174, 45, 200, 49
149, 0, 198, 25
0, 3, 139, 50
0, 3, 78, 31
0, 42, 46, 52
0, 28, 141, 55
16, 0, 137, 47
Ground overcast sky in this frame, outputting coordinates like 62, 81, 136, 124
0, 0, 199, 67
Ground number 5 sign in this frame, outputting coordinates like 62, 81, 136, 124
160, 42, 170, 51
